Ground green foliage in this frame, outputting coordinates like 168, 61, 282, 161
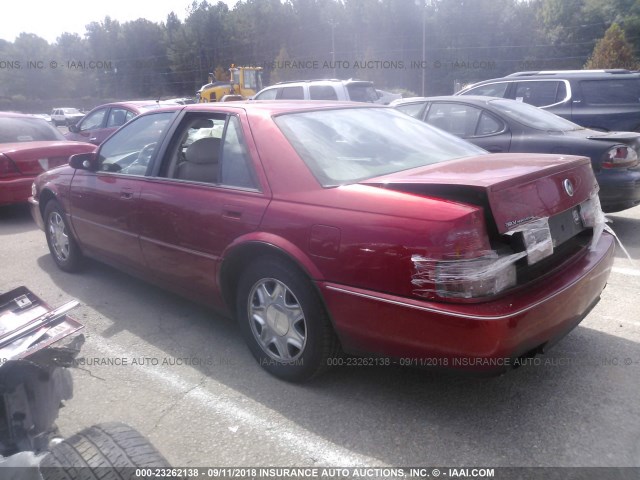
585, 23, 640, 68
2, 0, 640, 110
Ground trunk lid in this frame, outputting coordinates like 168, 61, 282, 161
362, 153, 597, 234
0, 141, 95, 175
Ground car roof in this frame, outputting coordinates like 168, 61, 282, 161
137, 101, 388, 118
0, 111, 41, 118
270, 79, 374, 86
393, 95, 497, 105
505, 69, 640, 78
462, 69, 640, 91
180, 100, 386, 115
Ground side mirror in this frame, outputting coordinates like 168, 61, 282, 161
69, 152, 99, 171
68, 124, 79, 133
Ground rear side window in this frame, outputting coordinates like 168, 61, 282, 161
346, 84, 378, 102
514, 81, 567, 107
309, 85, 339, 100
279, 86, 304, 100
580, 79, 640, 105
476, 112, 503, 136
395, 102, 427, 119
426, 103, 482, 137
462, 82, 509, 98
255, 88, 277, 100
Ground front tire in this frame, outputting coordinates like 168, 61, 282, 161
236, 258, 338, 382
44, 200, 83, 272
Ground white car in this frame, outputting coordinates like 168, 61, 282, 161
50, 107, 85, 126
252, 79, 379, 102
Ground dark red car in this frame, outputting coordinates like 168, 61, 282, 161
64, 100, 178, 145
29, 102, 615, 381
0, 112, 95, 207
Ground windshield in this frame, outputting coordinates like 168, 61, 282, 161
62, 108, 82, 114
490, 98, 584, 131
139, 102, 180, 112
0, 117, 65, 143
275, 107, 486, 187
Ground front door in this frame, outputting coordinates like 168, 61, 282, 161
69, 112, 176, 272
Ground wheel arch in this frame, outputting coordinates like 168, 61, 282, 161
38, 187, 58, 217
218, 237, 324, 315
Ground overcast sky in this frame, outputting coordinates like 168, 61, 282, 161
1, 0, 239, 43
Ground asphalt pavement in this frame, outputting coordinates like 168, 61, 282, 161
1, 202, 639, 469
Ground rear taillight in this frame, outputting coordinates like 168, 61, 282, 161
412, 217, 554, 301
602, 145, 638, 168
437, 252, 524, 299
0, 154, 21, 178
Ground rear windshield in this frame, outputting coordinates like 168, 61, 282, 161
346, 84, 379, 102
275, 107, 485, 187
581, 79, 640, 105
0, 117, 65, 143
490, 99, 583, 131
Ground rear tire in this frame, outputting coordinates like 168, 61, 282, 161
236, 258, 339, 382
44, 200, 83, 272
39, 422, 173, 480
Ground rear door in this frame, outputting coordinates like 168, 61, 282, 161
136, 110, 270, 305
572, 78, 640, 131
424, 102, 512, 153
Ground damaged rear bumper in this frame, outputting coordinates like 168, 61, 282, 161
320, 232, 615, 370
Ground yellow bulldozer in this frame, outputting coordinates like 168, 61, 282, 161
197, 65, 263, 102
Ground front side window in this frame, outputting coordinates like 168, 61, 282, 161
98, 112, 174, 176
79, 108, 107, 131
275, 107, 485, 187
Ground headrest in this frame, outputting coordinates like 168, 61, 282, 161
185, 137, 220, 164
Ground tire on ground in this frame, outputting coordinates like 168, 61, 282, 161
236, 257, 339, 382
39, 422, 173, 480
43, 200, 83, 272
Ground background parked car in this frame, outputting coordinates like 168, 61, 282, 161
0, 112, 95, 206
30, 102, 613, 382
29, 113, 54, 125
393, 95, 640, 213
375, 89, 402, 105
65, 100, 178, 145
456, 69, 640, 132
50, 107, 85, 126
252, 79, 379, 102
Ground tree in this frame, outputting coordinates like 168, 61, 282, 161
585, 22, 639, 69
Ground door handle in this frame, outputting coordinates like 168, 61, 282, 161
89, 137, 98, 143
120, 189, 134, 200
223, 207, 243, 219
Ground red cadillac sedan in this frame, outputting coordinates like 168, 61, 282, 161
29, 102, 615, 381
0, 112, 95, 207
